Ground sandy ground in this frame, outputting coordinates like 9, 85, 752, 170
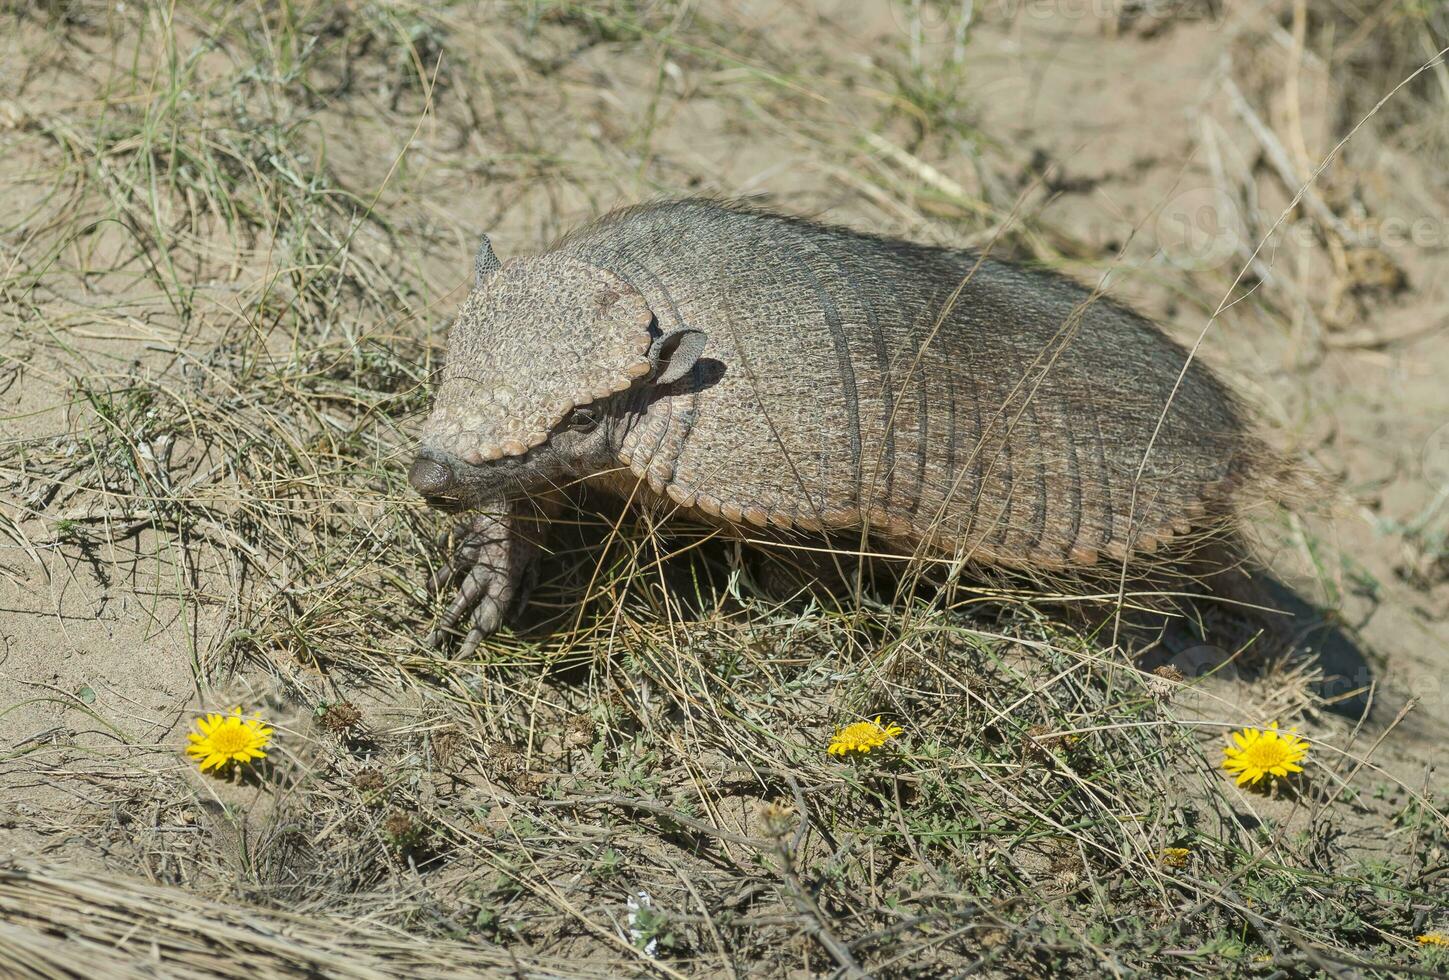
0, 0, 1445, 973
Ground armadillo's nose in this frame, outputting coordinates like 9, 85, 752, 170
408, 457, 452, 496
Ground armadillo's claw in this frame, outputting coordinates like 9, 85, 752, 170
460, 598, 505, 657
424, 507, 538, 655
440, 561, 499, 632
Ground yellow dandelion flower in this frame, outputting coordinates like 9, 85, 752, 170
1159, 847, 1191, 868
187, 707, 273, 772
1221, 723, 1308, 786
1419, 933, 1449, 947
827, 716, 904, 757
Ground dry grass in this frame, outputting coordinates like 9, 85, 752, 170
0, 856, 612, 979
1, 1, 1446, 977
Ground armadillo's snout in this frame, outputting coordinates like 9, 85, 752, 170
408, 456, 453, 497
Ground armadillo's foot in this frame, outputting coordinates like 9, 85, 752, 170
426, 508, 539, 656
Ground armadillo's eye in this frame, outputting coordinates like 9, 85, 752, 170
565, 405, 600, 433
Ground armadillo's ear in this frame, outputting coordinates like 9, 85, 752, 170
474, 235, 501, 286
648, 328, 707, 385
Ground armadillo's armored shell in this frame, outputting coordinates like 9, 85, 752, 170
558, 201, 1261, 572
422, 254, 655, 463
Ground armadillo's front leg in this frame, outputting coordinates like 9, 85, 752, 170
427, 500, 545, 655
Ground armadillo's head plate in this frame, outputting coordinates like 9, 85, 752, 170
420, 254, 655, 465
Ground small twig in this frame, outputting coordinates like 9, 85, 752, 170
863, 131, 992, 216
1222, 74, 1359, 247
1321, 318, 1447, 350
776, 780, 869, 979
535, 795, 769, 849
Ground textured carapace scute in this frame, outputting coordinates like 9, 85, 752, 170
421, 253, 655, 463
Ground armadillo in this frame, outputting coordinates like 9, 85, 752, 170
409, 199, 1266, 652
